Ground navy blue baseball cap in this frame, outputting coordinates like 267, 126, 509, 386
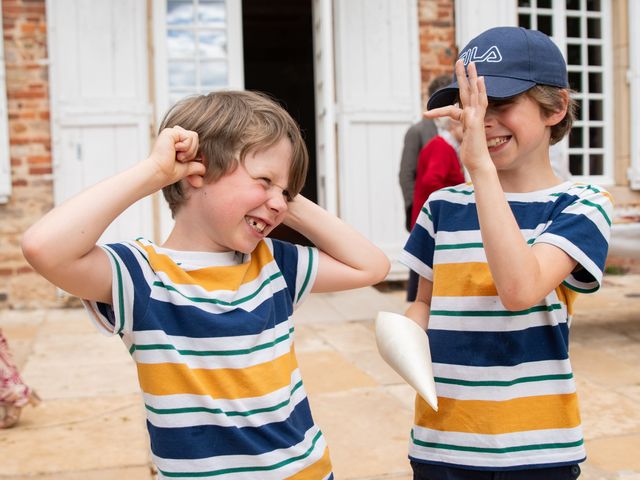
427, 27, 569, 110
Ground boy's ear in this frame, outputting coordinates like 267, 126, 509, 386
545, 89, 569, 127
186, 174, 204, 189
185, 155, 205, 189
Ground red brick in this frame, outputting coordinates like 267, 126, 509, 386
28, 166, 52, 175
27, 155, 50, 165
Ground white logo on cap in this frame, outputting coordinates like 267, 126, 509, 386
460, 46, 502, 65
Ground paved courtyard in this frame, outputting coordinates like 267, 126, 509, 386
0, 274, 639, 479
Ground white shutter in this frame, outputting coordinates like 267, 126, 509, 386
333, 0, 421, 278
0, 17, 11, 204
311, 0, 338, 214
47, 0, 152, 244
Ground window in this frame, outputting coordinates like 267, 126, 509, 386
0, 18, 11, 204
518, 0, 613, 184
153, 0, 244, 124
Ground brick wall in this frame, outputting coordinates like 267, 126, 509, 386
1, 0, 58, 308
417, 0, 456, 106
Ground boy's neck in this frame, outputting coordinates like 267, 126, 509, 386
162, 217, 231, 253
496, 160, 565, 193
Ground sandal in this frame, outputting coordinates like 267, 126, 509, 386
0, 390, 41, 429
0, 404, 21, 428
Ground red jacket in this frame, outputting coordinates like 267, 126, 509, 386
411, 135, 465, 227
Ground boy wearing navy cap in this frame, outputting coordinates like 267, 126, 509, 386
399, 27, 612, 479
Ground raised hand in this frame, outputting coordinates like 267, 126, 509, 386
424, 60, 492, 175
147, 126, 205, 188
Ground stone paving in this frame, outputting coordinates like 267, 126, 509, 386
0, 274, 638, 479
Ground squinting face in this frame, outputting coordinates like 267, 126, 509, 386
187, 137, 293, 254
483, 94, 553, 171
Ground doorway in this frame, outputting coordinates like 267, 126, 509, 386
242, 0, 317, 245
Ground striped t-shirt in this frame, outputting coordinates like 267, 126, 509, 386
83, 237, 333, 480
399, 181, 612, 470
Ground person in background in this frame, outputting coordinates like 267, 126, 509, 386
0, 329, 40, 428
405, 116, 465, 301
398, 74, 452, 231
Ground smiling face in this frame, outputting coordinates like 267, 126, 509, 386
174, 137, 294, 254
483, 93, 562, 173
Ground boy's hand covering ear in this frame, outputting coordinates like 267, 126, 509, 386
149, 126, 206, 188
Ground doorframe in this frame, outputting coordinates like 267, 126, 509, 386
311, 0, 338, 214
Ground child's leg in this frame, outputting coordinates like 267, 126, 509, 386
0, 329, 40, 428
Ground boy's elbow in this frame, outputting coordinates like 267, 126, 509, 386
21, 229, 40, 265
498, 288, 539, 312
21, 227, 50, 271
370, 254, 391, 285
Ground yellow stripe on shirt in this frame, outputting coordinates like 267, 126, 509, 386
433, 263, 497, 297
137, 348, 298, 399
139, 240, 273, 291
415, 394, 580, 434
555, 284, 579, 316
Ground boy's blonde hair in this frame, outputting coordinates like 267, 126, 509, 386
525, 86, 576, 145
159, 90, 308, 216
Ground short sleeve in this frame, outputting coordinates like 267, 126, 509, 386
82, 241, 150, 336
399, 200, 436, 281
268, 238, 319, 308
534, 185, 613, 293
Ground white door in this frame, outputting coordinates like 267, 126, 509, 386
333, 0, 421, 278
47, 0, 152, 244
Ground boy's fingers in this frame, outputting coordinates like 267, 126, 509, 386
423, 105, 462, 121
477, 76, 488, 107
186, 160, 206, 177
467, 62, 478, 99
171, 126, 198, 148
455, 59, 469, 106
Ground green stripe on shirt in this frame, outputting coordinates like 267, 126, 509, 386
151, 272, 283, 306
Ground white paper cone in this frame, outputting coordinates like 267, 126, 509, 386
375, 311, 438, 411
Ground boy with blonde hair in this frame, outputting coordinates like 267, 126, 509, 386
22, 90, 390, 479
400, 27, 612, 479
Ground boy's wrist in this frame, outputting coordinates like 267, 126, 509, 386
130, 159, 169, 197
466, 160, 497, 182
283, 194, 311, 229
